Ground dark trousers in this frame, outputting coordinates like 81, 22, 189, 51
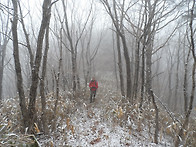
90, 90, 96, 103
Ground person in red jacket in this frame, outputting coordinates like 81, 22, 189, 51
89, 77, 98, 103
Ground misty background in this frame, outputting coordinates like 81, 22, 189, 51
1, 0, 195, 115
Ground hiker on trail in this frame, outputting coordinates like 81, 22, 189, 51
89, 77, 98, 103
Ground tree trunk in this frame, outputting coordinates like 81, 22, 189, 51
183, 49, 190, 115
168, 69, 172, 107
52, 24, 63, 131
62, 0, 77, 94
175, 62, 196, 147
116, 32, 125, 96
144, 0, 159, 143
146, 43, 153, 100
71, 54, 77, 93
112, 29, 119, 90
173, 43, 180, 111
133, 38, 140, 100
120, 33, 132, 99
175, 1, 195, 145
102, 0, 131, 99
11, 0, 28, 130
0, 5, 11, 101
150, 90, 159, 144
140, 42, 145, 108
0, 41, 9, 101
40, 21, 50, 134
18, 2, 34, 70
28, 0, 52, 133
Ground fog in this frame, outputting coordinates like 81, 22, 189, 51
0, 0, 195, 113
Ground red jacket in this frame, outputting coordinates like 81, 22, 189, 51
89, 80, 98, 91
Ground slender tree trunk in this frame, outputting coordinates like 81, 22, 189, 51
167, 48, 174, 108
116, 32, 125, 96
174, 44, 180, 111
77, 74, 80, 90
40, 22, 50, 134
18, 2, 34, 70
146, 40, 159, 144
140, 43, 145, 108
183, 49, 190, 115
120, 31, 132, 99
168, 69, 172, 107
133, 38, 140, 100
28, 0, 52, 133
0, 41, 8, 101
144, 1, 159, 143
150, 90, 159, 144
0, 0, 10, 102
175, 62, 196, 147
62, 0, 77, 93
102, 0, 131, 99
11, 0, 28, 130
0, 55, 3, 101
52, 70, 61, 131
71, 54, 77, 93
112, 29, 119, 90
175, 1, 195, 145
146, 43, 153, 100
52, 25, 63, 131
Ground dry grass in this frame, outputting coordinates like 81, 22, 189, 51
0, 83, 195, 146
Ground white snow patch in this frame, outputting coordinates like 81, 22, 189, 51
65, 106, 173, 147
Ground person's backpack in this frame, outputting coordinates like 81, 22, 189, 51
90, 80, 97, 90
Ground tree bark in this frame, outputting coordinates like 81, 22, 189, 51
28, 0, 52, 133
0, 38, 9, 101
133, 37, 140, 100
18, 2, 34, 70
175, 62, 196, 147
173, 41, 180, 111
116, 31, 125, 96
175, 1, 195, 145
112, 0, 131, 99
140, 42, 145, 108
11, 0, 28, 130
52, 26, 63, 132
150, 90, 159, 144
183, 49, 190, 115
120, 31, 132, 99
0, 2, 11, 102
40, 20, 50, 134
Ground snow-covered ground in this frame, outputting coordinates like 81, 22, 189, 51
0, 85, 175, 146
63, 101, 173, 147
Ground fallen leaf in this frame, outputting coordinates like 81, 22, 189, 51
90, 138, 101, 145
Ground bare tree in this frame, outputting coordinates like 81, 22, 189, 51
0, 0, 11, 102
115, 25, 125, 97
52, 22, 63, 132
183, 40, 190, 115
18, 2, 34, 71
175, 0, 196, 146
11, 0, 57, 133
166, 45, 175, 109
28, 0, 56, 133
100, 0, 132, 99
125, 0, 182, 143
173, 34, 182, 111
40, 18, 51, 134
11, 0, 28, 129
61, 0, 92, 94
112, 25, 119, 90
80, 16, 102, 88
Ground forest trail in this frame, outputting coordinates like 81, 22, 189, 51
64, 91, 172, 147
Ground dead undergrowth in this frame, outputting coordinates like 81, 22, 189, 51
0, 83, 195, 146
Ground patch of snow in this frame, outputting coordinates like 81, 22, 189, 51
65, 106, 173, 147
